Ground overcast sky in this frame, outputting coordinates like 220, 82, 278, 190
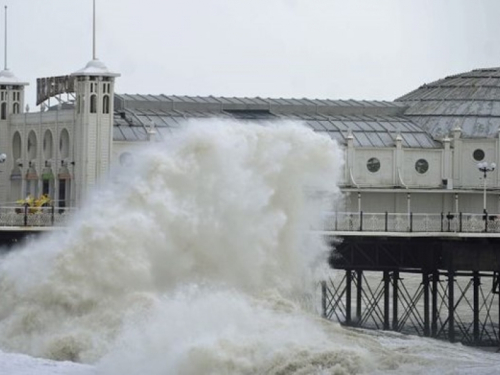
6, 0, 500, 108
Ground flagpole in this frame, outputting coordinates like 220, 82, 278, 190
92, 0, 96, 60
4, 5, 7, 70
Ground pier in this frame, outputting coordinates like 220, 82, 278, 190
0, 206, 72, 243
322, 211, 500, 347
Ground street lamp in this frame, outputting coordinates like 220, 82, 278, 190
477, 161, 496, 214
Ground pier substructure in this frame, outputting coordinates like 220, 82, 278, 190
323, 235, 500, 347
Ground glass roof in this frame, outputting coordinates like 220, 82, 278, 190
397, 66, 500, 138
113, 93, 438, 147
114, 107, 438, 148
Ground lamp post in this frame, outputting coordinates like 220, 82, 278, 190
477, 161, 496, 214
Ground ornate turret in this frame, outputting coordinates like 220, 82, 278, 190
70, 0, 120, 205
0, 6, 27, 120
0, 6, 28, 204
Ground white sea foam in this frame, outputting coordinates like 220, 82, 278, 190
0, 121, 344, 366
0, 120, 499, 375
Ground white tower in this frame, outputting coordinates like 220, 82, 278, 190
0, 6, 28, 203
70, 0, 119, 205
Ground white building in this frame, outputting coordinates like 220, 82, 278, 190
2, 35, 500, 215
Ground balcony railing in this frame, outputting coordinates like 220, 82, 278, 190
0, 206, 76, 227
322, 211, 500, 233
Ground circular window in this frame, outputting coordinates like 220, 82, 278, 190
367, 157, 381, 173
415, 159, 429, 174
119, 152, 134, 167
473, 149, 485, 161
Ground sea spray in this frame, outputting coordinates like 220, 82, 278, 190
0, 121, 351, 369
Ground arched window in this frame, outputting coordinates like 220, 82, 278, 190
13, 102, 19, 114
27, 131, 37, 160
90, 94, 97, 114
43, 130, 53, 160
102, 95, 110, 114
59, 129, 70, 159
12, 132, 21, 161
1, 102, 6, 120
76, 96, 80, 114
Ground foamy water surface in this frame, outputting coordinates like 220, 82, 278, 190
0, 121, 498, 374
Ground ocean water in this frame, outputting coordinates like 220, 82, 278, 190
0, 120, 498, 374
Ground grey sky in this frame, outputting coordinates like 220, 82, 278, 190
7, 0, 500, 107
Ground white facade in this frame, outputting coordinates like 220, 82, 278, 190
0, 61, 498, 217
341, 131, 500, 215
0, 59, 118, 208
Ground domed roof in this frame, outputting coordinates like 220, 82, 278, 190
72, 59, 120, 77
0, 69, 28, 86
396, 67, 500, 139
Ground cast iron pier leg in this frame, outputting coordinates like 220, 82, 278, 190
321, 281, 327, 318
432, 271, 438, 337
473, 271, 480, 344
448, 270, 455, 343
356, 270, 362, 325
346, 270, 352, 325
392, 270, 399, 331
384, 270, 390, 330
423, 272, 430, 337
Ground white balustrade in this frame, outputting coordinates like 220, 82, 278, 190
320, 211, 500, 234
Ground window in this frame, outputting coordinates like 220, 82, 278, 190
58, 180, 66, 208
26, 179, 38, 198
415, 159, 429, 174
119, 152, 133, 167
473, 149, 485, 161
103, 95, 110, 114
367, 157, 381, 173
13, 103, 19, 114
42, 179, 50, 195
12, 132, 21, 160
27, 131, 37, 160
59, 129, 70, 158
90, 94, 97, 113
43, 130, 53, 160
1, 102, 6, 120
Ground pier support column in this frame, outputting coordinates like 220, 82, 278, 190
345, 270, 352, 325
473, 271, 480, 343
356, 270, 363, 325
383, 270, 390, 330
392, 270, 399, 331
423, 272, 430, 337
432, 271, 439, 337
321, 281, 327, 318
498, 272, 500, 342
448, 270, 455, 342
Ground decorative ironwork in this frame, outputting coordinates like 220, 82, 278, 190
36, 75, 75, 105
323, 270, 500, 347
0, 206, 74, 227
321, 211, 500, 234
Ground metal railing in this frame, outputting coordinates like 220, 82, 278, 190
323, 211, 500, 233
0, 205, 76, 227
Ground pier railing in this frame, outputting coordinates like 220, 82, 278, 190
323, 211, 500, 233
0, 206, 76, 227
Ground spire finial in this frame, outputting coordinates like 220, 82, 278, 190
92, 0, 96, 60
4, 5, 7, 70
